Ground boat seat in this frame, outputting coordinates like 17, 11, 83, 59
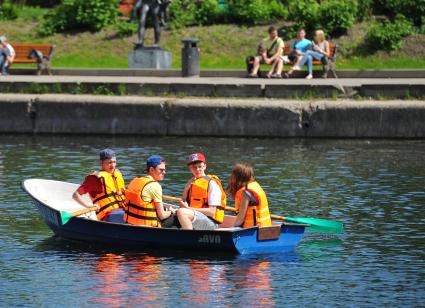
215, 227, 243, 231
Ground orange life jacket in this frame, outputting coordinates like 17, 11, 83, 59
235, 181, 272, 228
186, 175, 226, 224
124, 176, 161, 227
89, 170, 126, 220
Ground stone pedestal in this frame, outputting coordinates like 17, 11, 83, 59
128, 46, 172, 69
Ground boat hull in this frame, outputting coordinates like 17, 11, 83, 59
24, 179, 306, 254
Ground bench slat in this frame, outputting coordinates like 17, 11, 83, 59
11, 43, 54, 63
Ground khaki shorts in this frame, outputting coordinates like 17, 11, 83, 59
192, 210, 218, 230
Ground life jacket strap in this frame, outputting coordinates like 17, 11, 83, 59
124, 210, 160, 221
126, 202, 157, 212
98, 200, 120, 213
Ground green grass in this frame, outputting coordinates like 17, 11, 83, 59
4, 7, 425, 69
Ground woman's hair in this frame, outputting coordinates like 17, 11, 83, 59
227, 163, 255, 199
314, 30, 325, 43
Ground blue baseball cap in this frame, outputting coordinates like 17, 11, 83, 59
99, 148, 116, 160
146, 155, 165, 169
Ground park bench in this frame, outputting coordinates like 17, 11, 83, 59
11, 43, 55, 75
284, 41, 338, 78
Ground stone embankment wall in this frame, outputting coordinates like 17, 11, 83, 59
0, 94, 424, 138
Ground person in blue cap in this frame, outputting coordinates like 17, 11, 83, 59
72, 149, 126, 221
124, 155, 176, 227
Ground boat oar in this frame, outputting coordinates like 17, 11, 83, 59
163, 195, 343, 235
225, 206, 343, 235
60, 207, 98, 225
163, 195, 182, 202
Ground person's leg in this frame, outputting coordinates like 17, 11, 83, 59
250, 56, 262, 76
267, 59, 277, 78
307, 50, 324, 61
0, 54, 6, 75
151, 3, 161, 45
306, 55, 313, 76
288, 55, 304, 75
177, 207, 195, 229
273, 58, 283, 77
137, 4, 150, 46
192, 211, 218, 230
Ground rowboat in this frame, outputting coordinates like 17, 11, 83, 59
22, 179, 307, 255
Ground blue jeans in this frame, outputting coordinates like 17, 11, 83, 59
299, 50, 324, 75
0, 54, 8, 75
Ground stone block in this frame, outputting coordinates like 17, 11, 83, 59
128, 47, 172, 69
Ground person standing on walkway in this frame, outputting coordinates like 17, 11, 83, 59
0, 36, 15, 75
227, 163, 272, 228
72, 149, 126, 221
124, 155, 176, 227
176, 153, 227, 230
248, 26, 285, 78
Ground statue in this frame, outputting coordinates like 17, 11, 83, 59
131, 0, 172, 48
128, 0, 173, 69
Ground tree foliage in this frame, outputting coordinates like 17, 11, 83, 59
39, 0, 118, 36
366, 15, 415, 51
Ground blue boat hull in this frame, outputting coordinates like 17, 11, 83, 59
24, 179, 306, 255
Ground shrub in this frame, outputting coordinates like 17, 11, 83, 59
116, 20, 137, 37
372, 0, 425, 27
169, 0, 196, 28
356, 0, 372, 21
24, 0, 62, 7
194, 0, 220, 25
0, 0, 18, 20
227, 0, 272, 24
288, 0, 320, 32
319, 0, 358, 35
365, 15, 415, 51
39, 0, 118, 36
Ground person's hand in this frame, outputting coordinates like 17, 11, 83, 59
264, 58, 272, 65
93, 204, 100, 211
179, 201, 189, 208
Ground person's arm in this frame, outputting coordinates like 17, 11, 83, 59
322, 41, 330, 58
180, 178, 193, 208
146, 182, 174, 220
155, 201, 175, 220
72, 175, 101, 209
268, 42, 283, 62
233, 193, 249, 227
194, 179, 221, 217
72, 191, 99, 210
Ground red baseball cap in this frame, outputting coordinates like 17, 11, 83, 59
187, 152, 206, 165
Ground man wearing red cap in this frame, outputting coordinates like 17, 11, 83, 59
176, 152, 227, 230
72, 149, 126, 221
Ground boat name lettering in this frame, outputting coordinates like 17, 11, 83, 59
198, 234, 221, 244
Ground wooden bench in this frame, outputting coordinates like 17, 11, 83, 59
284, 41, 338, 78
11, 43, 55, 75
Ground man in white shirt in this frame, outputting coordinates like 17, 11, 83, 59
0, 36, 15, 75
177, 152, 227, 230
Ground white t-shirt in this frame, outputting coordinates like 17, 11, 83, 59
207, 180, 222, 206
6, 43, 15, 57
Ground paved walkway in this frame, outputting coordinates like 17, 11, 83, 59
2, 75, 425, 85
1, 74, 425, 98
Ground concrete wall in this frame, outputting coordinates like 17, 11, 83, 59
0, 94, 424, 137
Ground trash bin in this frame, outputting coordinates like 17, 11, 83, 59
181, 38, 200, 77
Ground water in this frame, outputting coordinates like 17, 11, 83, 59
1, 135, 424, 307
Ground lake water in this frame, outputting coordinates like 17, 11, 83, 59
1, 135, 424, 307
